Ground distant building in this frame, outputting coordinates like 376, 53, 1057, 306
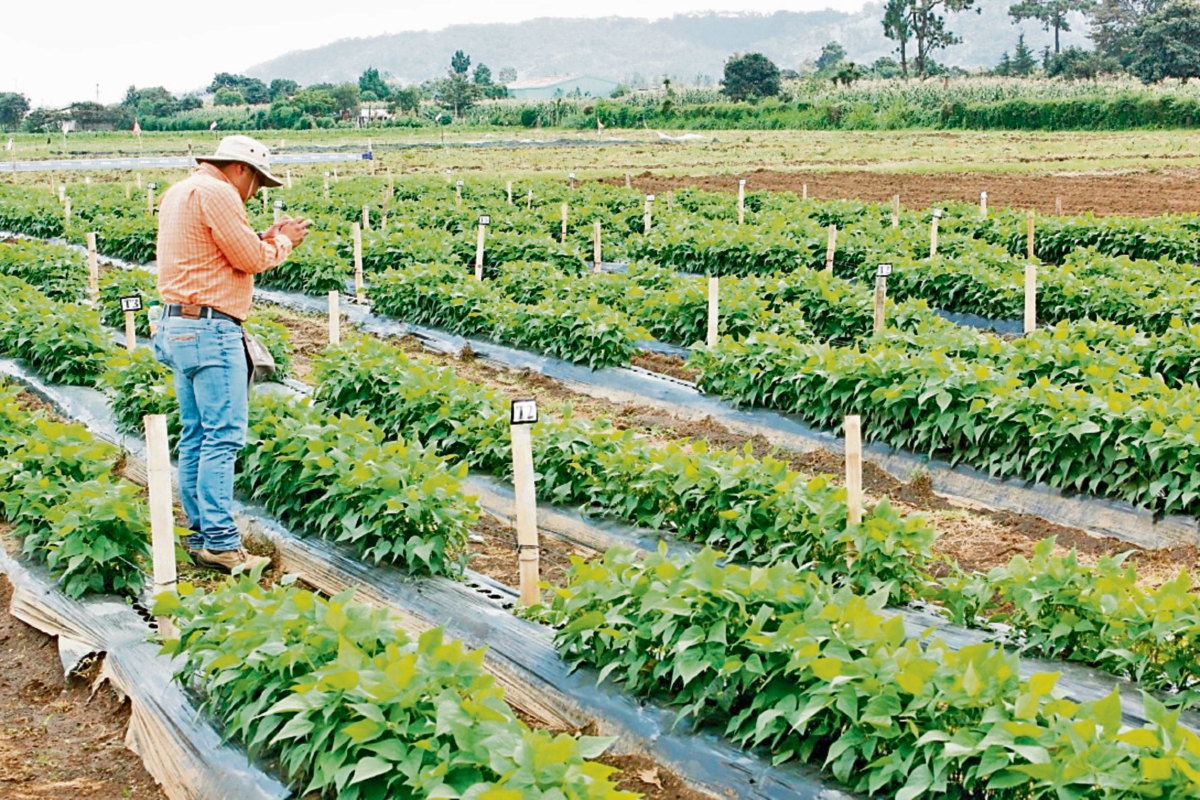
505, 75, 618, 100
358, 107, 392, 123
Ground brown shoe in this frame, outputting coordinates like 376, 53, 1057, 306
194, 548, 271, 575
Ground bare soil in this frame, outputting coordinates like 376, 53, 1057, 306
0, 575, 166, 800
467, 514, 593, 596
630, 351, 699, 383
626, 168, 1200, 217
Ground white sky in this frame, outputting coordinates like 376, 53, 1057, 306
3, 0, 871, 108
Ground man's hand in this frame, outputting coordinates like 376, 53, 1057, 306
263, 216, 312, 247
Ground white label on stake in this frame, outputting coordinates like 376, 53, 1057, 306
511, 398, 538, 425
932, 208, 942, 218
274, 200, 283, 209
120, 295, 143, 312
478, 215, 490, 226
569, 173, 575, 179
877, 263, 893, 278
647, 194, 655, 202
456, 180, 464, 187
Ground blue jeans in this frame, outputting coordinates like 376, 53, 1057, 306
152, 315, 248, 552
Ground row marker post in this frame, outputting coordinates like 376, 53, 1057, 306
352, 223, 365, 303
328, 291, 340, 346
475, 215, 489, 281
510, 398, 541, 607
873, 263, 891, 334
144, 413, 178, 638
845, 415, 863, 527
706, 275, 719, 347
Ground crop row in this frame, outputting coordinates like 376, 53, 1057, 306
311, 335, 934, 595
154, 573, 636, 800
308, 332, 1200, 709
0, 381, 150, 598
102, 349, 472, 577
543, 546, 1200, 798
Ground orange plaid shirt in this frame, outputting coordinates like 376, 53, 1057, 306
156, 163, 293, 321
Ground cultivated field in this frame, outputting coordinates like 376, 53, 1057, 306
5, 128, 1200, 799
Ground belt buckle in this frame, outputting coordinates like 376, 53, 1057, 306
180, 304, 202, 320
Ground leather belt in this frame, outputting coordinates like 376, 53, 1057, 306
165, 304, 242, 326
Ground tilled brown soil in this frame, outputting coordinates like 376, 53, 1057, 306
0, 575, 165, 800
627, 168, 1200, 217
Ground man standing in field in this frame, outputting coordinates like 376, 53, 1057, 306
153, 135, 310, 574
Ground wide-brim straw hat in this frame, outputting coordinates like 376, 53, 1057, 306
195, 135, 284, 188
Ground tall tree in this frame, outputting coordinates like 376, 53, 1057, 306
882, 0, 912, 75
882, 0, 978, 78
719, 52, 781, 101
450, 50, 471, 75
358, 67, 390, 100
909, 0, 979, 77
1012, 33, 1038, 74
269, 79, 299, 102
816, 41, 848, 74
1009, 0, 1095, 53
207, 73, 269, 104
0, 92, 29, 130
1090, 0, 1167, 61
1128, 0, 1200, 81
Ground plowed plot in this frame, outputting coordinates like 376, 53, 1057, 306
0, 575, 164, 800
633, 168, 1200, 216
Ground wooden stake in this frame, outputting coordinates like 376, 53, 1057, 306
352, 223, 364, 303
706, 276, 719, 347
387, 168, 393, 197
124, 310, 136, 352
802, 183, 808, 200
873, 270, 888, 334
86, 232, 99, 298
361, 204, 370, 231
592, 221, 602, 273
643, 194, 653, 234
124, 183, 131, 199
980, 191, 988, 218
136, 172, 142, 189
844, 415, 863, 527
64, 196, 71, 223
323, 172, 330, 199
1027, 209, 1035, 260
333, 168, 338, 182
147, 184, 155, 216
624, 173, 631, 189
825, 224, 837, 273
455, 180, 463, 207
892, 194, 900, 228
666, 192, 673, 211
510, 403, 540, 607
737, 179, 746, 225
526, 189, 533, 210
475, 219, 487, 281
930, 211, 941, 259
144, 414, 178, 637
568, 172, 575, 189
328, 291, 340, 346
1024, 263, 1037, 335
1055, 196, 1062, 215
506, 180, 513, 204
285, 169, 292, 189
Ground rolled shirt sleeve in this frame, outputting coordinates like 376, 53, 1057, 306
201, 183, 293, 275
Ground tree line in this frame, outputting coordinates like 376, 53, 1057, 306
0, 1, 1198, 133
